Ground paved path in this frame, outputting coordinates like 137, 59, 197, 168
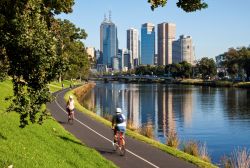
47, 88, 197, 168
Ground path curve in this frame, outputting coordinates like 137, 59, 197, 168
47, 88, 197, 168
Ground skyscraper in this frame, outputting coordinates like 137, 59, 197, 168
157, 23, 176, 65
127, 28, 139, 68
172, 35, 195, 65
123, 49, 132, 70
100, 13, 118, 68
141, 23, 155, 65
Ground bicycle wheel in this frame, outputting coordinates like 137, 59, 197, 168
68, 114, 73, 124
113, 142, 118, 151
119, 144, 126, 156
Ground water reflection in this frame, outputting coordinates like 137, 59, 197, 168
83, 82, 250, 163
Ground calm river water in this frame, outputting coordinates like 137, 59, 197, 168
83, 81, 250, 163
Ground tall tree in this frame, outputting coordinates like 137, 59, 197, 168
51, 19, 88, 81
179, 61, 192, 78
197, 57, 216, 79
0, 0, 74, 127
225, 47, 250, 80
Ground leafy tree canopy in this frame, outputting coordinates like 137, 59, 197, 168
148, 0, 208, 12
0, 0, 75, 127
196, 57, 216, 79
224, 47, 250, 80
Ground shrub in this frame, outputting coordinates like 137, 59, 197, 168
127, 119, 138, 131
139, 121, 154, 139
199, 143, 211, 162
183, 140, 199, 157
221, 155, 232, 168
166, 129, 179, 148
103, 113, 112, 122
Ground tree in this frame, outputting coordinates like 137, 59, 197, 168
170, 63, 182, 78
225, 47, 250, 80
179, 61, 192, 78
148, 0, 208, 12
51, 19, 88, 81
238, 47, 250, 80
63, 41, 90, 80
0, 0, 74, 127
197, 57, 216, 79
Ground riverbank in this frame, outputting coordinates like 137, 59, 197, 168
65, 83, 218, 168
175, 79, 250, 88
0, 80, 116, 168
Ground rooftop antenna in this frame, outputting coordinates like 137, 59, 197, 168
109, 10, 112, 22
104, 13, 107, 22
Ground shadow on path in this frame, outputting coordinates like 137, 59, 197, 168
95, 147, 116, 155
58, 135, 83, 146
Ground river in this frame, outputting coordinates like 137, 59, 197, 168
82, 81, 250, 163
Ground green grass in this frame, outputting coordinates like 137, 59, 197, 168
48, 80, 78, 93
66, 85, 218, 168
233, 82, 250, 88
179, 79, 250, 88
0, 80, 117, 168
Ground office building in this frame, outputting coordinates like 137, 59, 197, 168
158, 23, 176, 65
100, 13, 118, 68
124, 50, 132, 70
141, 23, 155, 65
127, 28, 139, 68
112, 56, 120, 72
172, 35, 195, 65
86, 47, 95, 59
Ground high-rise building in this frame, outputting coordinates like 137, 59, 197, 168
95, 49, 102, 65
127, 28, 139, 68
172, 35, 195, 65
112, 56, 120, 72
86, 47, 95, 59
118, 49, 124, 71
141, 23, 155, 65
157, 23, 176, 65
100, 13, 118, 68
124, 50, 132, 70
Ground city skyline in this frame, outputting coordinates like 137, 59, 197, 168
58, 0, 250, 59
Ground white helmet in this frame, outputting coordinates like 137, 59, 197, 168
69, 95, 73, 99
116, 108, 122, 113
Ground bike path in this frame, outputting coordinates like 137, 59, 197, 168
47, 88, 197, 168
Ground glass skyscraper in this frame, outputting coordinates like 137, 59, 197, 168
100, 14, 118, 68
141, 23, 155, 65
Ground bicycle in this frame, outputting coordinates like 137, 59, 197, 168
113, 130, 126, 156
67, 109, 74, 124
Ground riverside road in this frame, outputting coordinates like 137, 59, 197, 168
47, 88, 197, 168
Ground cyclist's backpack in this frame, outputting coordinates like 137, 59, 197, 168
116, 114, 124, 124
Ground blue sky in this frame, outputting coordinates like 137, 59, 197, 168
58, 0, 250, 59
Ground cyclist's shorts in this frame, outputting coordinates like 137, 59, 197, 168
116, 126, 126, 133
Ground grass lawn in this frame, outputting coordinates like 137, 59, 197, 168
48, 80, 77, 93
0, 80, 116, 168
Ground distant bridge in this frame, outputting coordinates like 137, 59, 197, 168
92, 75, 174, 83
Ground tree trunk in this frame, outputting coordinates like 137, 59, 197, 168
58, 73, 62, 83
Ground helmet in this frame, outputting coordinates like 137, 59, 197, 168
69, 95, 73, 99
116, 108, 122, 113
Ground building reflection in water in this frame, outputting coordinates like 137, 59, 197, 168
84, 82, 194, 141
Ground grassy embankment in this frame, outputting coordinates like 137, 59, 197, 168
65, 83, 218, 168
177, 79, 250, 88
0, 80, 116, 168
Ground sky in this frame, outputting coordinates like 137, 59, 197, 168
58, 0, 250, 60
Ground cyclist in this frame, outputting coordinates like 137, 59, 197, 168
111, 108, 126, 147
66, 95, 75, 121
